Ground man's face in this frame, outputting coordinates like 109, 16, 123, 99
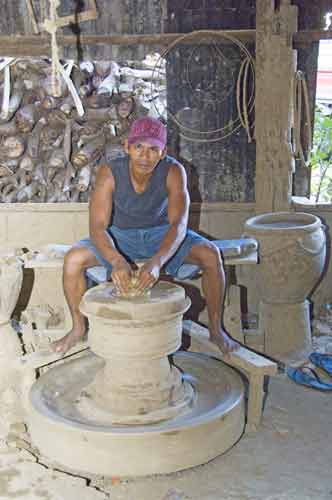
125, 140, 166, 174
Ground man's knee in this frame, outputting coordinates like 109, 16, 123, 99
64, 247, 94, 272
191, 242, 222, 271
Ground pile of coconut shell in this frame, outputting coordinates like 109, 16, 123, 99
0, 54, 166, 203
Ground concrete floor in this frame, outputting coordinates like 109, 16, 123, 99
1, 359, 332, 500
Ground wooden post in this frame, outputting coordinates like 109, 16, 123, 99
246, 374, 265, 432
255, 0, 298, 213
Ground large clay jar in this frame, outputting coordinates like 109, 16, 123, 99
245, 212, 326, 303
244, 212, 326, 359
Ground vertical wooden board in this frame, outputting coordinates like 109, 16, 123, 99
246, 373, 265, 432
255, 1, 277, 213
255, 0, 298, 213
61, 0, 167, 60
59, 0, 165, 35
166, 0, 256, 32
0, 0, 25, 35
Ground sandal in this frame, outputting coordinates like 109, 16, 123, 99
287, 365, 332, 391
309, 352, 332, 377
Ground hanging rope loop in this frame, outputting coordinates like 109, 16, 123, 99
236, 56, 255, 143
292, 70, 312, 168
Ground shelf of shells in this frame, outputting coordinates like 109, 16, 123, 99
0, 53, 166, 203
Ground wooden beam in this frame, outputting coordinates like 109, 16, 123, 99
0, 29, 330, 58
0, 31, 256, 57
294, 30, 332, 46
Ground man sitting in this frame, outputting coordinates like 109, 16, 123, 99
52, 117, 239, 356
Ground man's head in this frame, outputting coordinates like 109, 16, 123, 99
125, 117, 167, 173
127, 117, 167, 151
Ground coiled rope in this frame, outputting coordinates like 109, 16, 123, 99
236, 56, 254, 143
151, 30, 255, 143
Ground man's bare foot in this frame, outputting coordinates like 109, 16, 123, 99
51, 327, 86, 355
210, 329, 239, 358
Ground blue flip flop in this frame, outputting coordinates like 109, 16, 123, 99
309, 352, 332, 377
287, 366, 332, 391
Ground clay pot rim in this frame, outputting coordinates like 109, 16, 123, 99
244, 211, 322, 233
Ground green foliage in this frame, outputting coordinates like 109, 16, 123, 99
311, 107, 332, 202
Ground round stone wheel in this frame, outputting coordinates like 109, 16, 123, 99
28, 351, 245, 477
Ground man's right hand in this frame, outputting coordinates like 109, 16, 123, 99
111, 256, 132, 295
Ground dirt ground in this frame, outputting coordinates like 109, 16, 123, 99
1, 351, 332, 500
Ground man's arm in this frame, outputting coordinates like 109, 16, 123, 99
89, 165, 132, 292
137, 163, 190, 291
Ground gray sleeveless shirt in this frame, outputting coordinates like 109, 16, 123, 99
110, 155, 182, 229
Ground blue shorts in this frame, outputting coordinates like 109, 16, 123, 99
75, 224, 208, 278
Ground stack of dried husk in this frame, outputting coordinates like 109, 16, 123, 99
0, 54, 165, 202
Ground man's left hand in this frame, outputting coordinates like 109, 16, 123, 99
136, 258, 161, 293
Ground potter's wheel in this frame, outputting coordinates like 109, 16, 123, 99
29, 351, 245, 476
28, 281, 245, 476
